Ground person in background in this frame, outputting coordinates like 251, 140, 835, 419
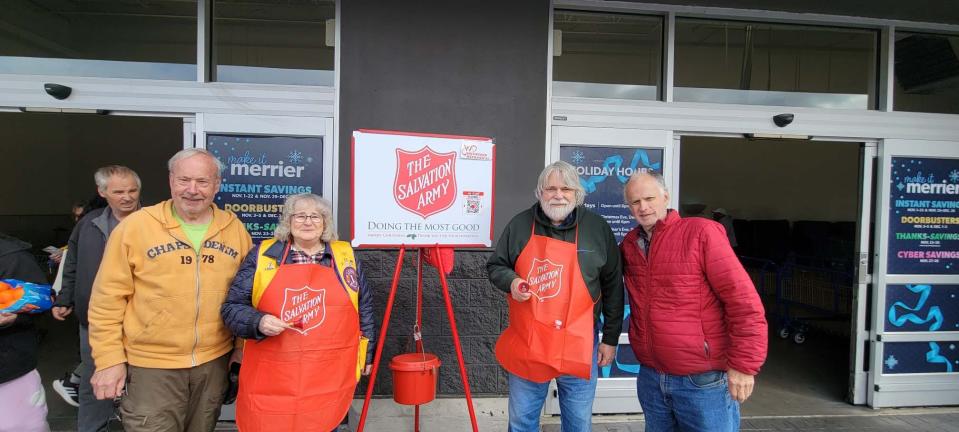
0, 232, 52, 432
487, 161, 624, 432
222, 193, 374, 432
711, 207, 738, 250
51, 165, 142, 431
72, 202, 86, 224
88, 149, 252, 431
621, 173, 767, 432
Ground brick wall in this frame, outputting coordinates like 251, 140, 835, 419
354, 249, 509, 397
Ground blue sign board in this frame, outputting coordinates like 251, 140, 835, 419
561, 146, 664, 243
883, 341, 958, 374
887, 157, 959, 274
599, 303, 642, 378
885, 284, 959, 333
208, 134, 323, 241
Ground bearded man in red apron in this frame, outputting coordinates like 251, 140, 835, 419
221, 194, 374, 432
487, 161, 624, 432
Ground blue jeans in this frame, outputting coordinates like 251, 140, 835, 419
636, 365, 740, 432
507, 337, 599, 432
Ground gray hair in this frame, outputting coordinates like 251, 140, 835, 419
623, 172, 668, 204
167, 148, 225, 178
94, 165, 141, 192
534, 160, 585, 206
273, 193, 337, 242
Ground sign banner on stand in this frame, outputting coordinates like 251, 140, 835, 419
351, 129, 495, 248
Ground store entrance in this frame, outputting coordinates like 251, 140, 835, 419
0, 111, 184, 252
679, 135, 870, 415
0, 110, 185, 429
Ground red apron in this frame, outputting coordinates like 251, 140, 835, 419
495, 222, 596, 382
236, 244, 360, 432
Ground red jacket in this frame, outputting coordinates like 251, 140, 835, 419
621, 211, 767, 376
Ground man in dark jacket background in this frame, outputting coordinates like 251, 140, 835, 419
621, 172, 767, 432
0, 232, 51, 431
487, 161, 624, 432
51, 165, 141, 432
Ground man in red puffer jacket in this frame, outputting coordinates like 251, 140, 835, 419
620, 173, 767, 432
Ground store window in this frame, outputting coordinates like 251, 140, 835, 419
674, 19, 878, 109
552, 11, 662, 100
213, 0, 334, 86
0, 0, 197, 80
894, 32, 959, 115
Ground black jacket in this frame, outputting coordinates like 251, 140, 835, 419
54, 207, 116, 326
0, 233, 48, 384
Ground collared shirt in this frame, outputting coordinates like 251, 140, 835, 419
288, 245, 331, 265
637, 228, 652, 256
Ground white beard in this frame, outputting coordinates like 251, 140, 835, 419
541, 199, 576, 223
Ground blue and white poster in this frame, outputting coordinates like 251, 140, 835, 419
882, 341, 958, 374
599, 304, 641, 378
561, 146, 663, 242
885, 284, 959, 333
208, 134, 323, 241
887, 157, 959, 274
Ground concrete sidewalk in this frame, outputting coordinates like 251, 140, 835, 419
350, 398, 959, 432
348, 399, 959, 432
48, 394, 959, 431
548, 410, 959, 432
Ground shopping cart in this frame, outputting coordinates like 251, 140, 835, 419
775, 260, 853, 344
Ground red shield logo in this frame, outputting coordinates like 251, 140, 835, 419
525, 258, 564, 302
279, 286, 326, 335
394, 146, 457, 218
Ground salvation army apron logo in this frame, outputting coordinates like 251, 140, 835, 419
394, 146, 457, 218
279, 286, 327, 334
525, 258, 564, 301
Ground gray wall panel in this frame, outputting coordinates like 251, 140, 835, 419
339, 0, 550, 244
340, 0, 549, 396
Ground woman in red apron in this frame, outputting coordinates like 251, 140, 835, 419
222, 194, 373, 432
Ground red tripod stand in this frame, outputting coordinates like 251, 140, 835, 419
357, 246, 480, 432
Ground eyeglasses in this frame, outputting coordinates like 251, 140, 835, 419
291, 213, 323, 224
543, 186, 575, 195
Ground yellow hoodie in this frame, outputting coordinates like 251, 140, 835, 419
89, 200, 252, 371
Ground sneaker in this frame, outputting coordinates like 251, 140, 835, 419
52, 376, 80, 407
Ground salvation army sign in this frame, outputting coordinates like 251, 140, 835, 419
352, 130, 495, 247
394, 147, 458, 218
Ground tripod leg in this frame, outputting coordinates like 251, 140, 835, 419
357, 247, 407, 432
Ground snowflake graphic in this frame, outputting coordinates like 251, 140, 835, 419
288, 150, 303, 164
897, 182, 905, 191
949, 169, 959, 183
884, 355, 899, 370
571, 151, 585, 165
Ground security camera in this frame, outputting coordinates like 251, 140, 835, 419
44, 83, 72, 100
773, 113, 794, 127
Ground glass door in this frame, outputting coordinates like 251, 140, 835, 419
868, 139, 959, 407
546, 125, 675, 414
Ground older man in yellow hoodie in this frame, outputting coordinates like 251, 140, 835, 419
88, 148, 252, 432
